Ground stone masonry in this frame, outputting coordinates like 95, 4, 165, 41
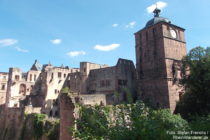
135, 8, 187, 111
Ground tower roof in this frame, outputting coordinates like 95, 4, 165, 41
30, 60, 42, 71
145, 8, 171, 28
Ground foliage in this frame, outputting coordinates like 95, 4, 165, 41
71, 46, 210, 139
46, 120, 60, 140
32, 113, 46, 139
113, 88, 134, 105
176, 46, 210, 119
189, 115, 210, 137
20, 113, 60, 140
73, 105, 110, 140
73, 101, 189, 140
61, 87, 70, 94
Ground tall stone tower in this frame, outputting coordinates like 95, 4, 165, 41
135, 8, 187, 111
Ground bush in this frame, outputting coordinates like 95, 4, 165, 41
73, 101, 189, 140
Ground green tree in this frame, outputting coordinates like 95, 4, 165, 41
74, 105, 110, 140
176, 46, 210, 119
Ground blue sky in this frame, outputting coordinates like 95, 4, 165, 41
0, 0, 210, 72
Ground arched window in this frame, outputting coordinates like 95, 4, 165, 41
19, 84, 26, 95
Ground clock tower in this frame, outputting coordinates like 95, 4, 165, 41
135, 8, 187, 111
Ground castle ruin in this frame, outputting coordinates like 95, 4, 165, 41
0, 8, 187, 140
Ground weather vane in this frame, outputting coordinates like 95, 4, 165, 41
153, 3, 161, 17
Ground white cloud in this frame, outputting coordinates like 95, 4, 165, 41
147, 1, 167, 13
67, 51, 86, 57
15, 47, 29, 53
112, 24, 119, 27
94, 44, 120, 51
125, 21, 136, 28
50, 39, 62, 45
0, 39, 18, 47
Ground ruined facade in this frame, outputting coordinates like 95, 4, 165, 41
0, 58, 137, 140
135, 8, 187, 111
5, 60, 42, 108
0, 57, 136, 114
0, 72, 8, 105
66, 58, 137, 105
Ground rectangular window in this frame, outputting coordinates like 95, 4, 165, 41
58, 72, 62, 78
34, 75, 37, 81
118, 80, 127, 86
118, 80, 122, 85
123, 80, 127, 85
30, 74, 32, 81
64, 74, 66, 78
106, 80, 110, 87
100, 80, 105, 87
1, 84, 5, 90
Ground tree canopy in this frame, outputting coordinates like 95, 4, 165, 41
176, 46, 210, 119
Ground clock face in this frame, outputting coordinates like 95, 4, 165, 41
170, 29, 177, 39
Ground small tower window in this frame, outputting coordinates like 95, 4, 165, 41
15, 75, 20, 81
34, 75, 37, 81
30, 74, 32, 81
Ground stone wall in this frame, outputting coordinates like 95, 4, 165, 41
80, 94, 107, 105
0, 106, 59, 140
64, 58, 137, 104
0, 107, 24, 140
67, 72, 81, 93
59, 93, 75, 140
87, 66, 116, 94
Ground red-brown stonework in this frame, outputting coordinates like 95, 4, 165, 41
59, 93, 75, 140
135, 20, 187, 112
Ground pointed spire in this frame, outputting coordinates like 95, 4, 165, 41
48, 61, 52, 66
30, 59, 42, 71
